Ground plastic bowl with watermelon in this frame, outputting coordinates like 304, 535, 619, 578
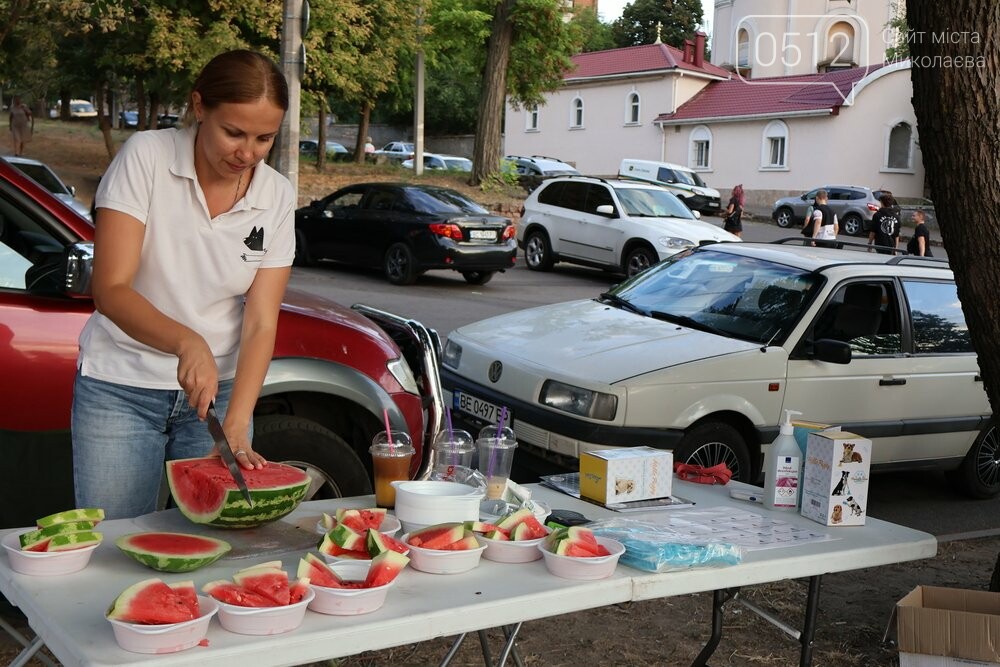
212, 587, 315, 635
2, 532, 101, 576
539, 529, 626, 580
307, 561, 398, 615
313, 507, 402, 537
401, 523, 487, 575
108, 595, 219, 654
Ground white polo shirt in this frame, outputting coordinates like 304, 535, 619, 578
78, 126, 296, 389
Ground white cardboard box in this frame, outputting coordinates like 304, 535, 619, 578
800, 430, 871, 526
897, 585, 1000, 665
578, 446, 673, 504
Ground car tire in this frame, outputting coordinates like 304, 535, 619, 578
384, 242, 419, 285
674, 421, 753, 483
524, 230, 554, 271
947, 420, 1000, 499
293, 230, 312, 267
623, 245, 657, 278
251, 415, 372, 500
774, 207, 795, 228
462, 271, 495, 285
842, 213, 864, 237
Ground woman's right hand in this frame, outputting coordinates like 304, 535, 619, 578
176, 334, 218, 418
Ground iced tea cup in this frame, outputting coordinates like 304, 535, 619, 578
431, 430, 475, 475
476, 426, 517, 500
370, 431, 414, 509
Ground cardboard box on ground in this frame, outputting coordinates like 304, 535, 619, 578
579, 447, 673, 504
897, 585, 1000, 666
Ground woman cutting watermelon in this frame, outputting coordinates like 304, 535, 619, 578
71, 50, 295, 519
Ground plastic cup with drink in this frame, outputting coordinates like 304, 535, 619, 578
476, 424, 517, 501
369, 429, 414, 509
430, 429, 475, 481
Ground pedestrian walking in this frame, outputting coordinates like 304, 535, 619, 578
906, 210, 933, 257
723, 184, 744, 238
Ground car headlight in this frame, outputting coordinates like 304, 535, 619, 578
539, 380, 617, 420
442, 339, 462, 369
658, 236, 696, 250
387, 357, 419, 394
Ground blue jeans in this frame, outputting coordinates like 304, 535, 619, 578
72, 372, 238, 520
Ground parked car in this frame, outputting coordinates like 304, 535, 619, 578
119, 110, 139, 129
503, 155, 580, 192
299, 139, 351, 160
518, 176, 740, 277
618, 158, 722, 214
441, 240, 995, 497
156, 113, 181, 129
49, 99, 97, 120
3, 155, 91, 221
401, 153, 472, 172
373, 141, 414, 163
0, 157, 445, 528
294, 182, 516, 286
772, 185, 881, 236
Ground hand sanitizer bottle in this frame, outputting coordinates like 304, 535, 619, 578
764, 409, 803, 512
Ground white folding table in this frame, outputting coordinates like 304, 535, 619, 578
0, 480, 936, 667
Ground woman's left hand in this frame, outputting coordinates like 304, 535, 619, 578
223, 425, 267, 470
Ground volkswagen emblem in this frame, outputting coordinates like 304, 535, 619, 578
488, 361, 503, 383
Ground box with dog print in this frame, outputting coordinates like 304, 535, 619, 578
800, 431, 871, 526
579, 446, 673, 504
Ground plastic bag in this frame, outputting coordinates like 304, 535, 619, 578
587, 517, 743, 573
426, 465, 487, 492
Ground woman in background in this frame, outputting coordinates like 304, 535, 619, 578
723, 184, 744, 238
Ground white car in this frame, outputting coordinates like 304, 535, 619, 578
401, 153, 472, 172
373, 141, 414, 162
3, 156, 91, 221
518, 176, 739, 277
441, 241, 995, 497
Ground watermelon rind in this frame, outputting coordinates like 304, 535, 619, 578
165, 457, 311, 529
115, 532, 231, 573
36, 508, 104, 529
46, 531, 102, 552
20, 521, 96, 549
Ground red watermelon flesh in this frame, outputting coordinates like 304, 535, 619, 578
297, 554, 342, 588
567, 526, 599, 545
233, 566, 290, 606
364, 550, 409, 588
202, 581, 275, 608
107, 578, 196, 624
407, 523, 465, 549
319, 533, 369, 558
169, 581, 200, 617
337, 509, 388, 532
441, 535, 480, 551
289, 579, 310, 604
511, 517, 548, 541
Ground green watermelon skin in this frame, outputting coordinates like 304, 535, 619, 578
115, 532, 231, 573
165, 457, 311, 529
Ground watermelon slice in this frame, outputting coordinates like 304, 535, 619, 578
46, 531, 102, 552
289, 578, 310, 604
37, 507, 104, 529
233, 564, 290, 606
168, 581, 200, 618
107, 578, 197, 624
484, 529, 509, 541
202, 581, 275, 608
115, 532, 231, 573
406, 523, 466, 549
440, 535, 480, 551
318, 535, 369, 559
464, 521, 502, 534
298, 553, 343, 588
364, 550, 409, 588
366, 529, 409, 557
328, 523, 367, 551
19, 521, 96, 550
166, 457, 310, 529
511, 517, 548, 541
495, 508, 533, 532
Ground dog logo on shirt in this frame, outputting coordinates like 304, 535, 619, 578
241, 226, 266, 263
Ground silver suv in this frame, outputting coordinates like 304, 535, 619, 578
518, 176, 740, 277
772, 185, 880, 236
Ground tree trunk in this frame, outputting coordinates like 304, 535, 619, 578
95, 82, 115, 160
470, 0, 515, 186
356, 102, 372, 164
907, 0, 1000, 414
317, 94, 328, 172
136, 77, 147, 131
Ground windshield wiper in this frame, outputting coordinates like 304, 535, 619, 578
599, 291, 646, 315
649, 310, 727, 337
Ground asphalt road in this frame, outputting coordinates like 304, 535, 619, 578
288, 216, 982, 538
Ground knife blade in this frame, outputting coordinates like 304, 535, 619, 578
207, 400, 254, 507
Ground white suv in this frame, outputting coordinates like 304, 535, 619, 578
441, 241, 996, 498
518, 176, 740, 277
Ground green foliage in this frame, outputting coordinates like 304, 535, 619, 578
506, 0, 583, 109
884, 12, 910, 62
571, 7, 616, 53
611, 0, 704, 49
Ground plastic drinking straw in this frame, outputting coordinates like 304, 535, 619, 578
445, 407, 456, 465
383, 408, 394, 454
489, 407, 508, 476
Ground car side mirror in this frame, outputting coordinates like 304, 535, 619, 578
69, 185, 76, 196
64, 242, 94, 297
692, 210, 701, 220
595, 204, 616, 217
810, 338, 852, 364
323, 210, 334, 218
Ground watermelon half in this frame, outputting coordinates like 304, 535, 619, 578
166, 457, 311, 529
116, 532, 231, 573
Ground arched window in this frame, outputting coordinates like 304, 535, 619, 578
761, 120, 788, 168
886, 121, 913, 170
626, 92, 640, 125
571, 97, 584, 128
526, 106, 539, 132
827, 21, 856, 66
690, 125, 712, 169
737, 28, 751, 69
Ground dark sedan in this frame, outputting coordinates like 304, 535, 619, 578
294, 183, 517, 285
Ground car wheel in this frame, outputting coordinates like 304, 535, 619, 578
947, 420, 1000, 499
674, 422, 753, 483
524, 230, 554, 271
384, 242, 419, 285
293, 230, 312, 267
623, 245, 657, 278
842, 213, 864, 237
462, 271, 495, 285
774, 207, 795, 228
252, 415, 372, 500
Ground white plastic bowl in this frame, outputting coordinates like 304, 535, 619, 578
480, 529, 550, 564
2, 532, 100, 576
539, 537, 626, 580
401, 532, 486, 575
214, 587, 315, 635
308, 562, 396, 615
108, 596, 218, 654
320, 543, 410, 566
314, 514, 402, 537
393, 481, 483, 532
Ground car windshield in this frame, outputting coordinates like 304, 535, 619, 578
671, 170, 700, 187
11, 163, 68, 195
443, 158, 472, 171
689, 172, 707, 188
405, 187, 489, 215
614, 187, 695, 219
606, 248, 822, 344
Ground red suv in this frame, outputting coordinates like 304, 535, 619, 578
0, 158, 444, 528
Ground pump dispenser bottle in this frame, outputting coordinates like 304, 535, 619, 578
764, 409, 803, 511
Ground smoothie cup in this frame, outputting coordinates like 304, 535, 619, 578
369, 431, 414, 509
476, 426, 517, 500
430, 430, 475, 480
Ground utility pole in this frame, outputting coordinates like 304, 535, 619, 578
274, 0, 307, 194
413, 2, 426, 176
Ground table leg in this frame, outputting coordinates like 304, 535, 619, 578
0, 616, 57, 667
439, 632, 467, 667
691, 587, 739, 667
478, 629, 494, 666
799, 575, 823, 667
497, 623, 523, 667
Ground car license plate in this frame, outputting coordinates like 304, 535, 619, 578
454, 391, 510, 425
469, 230, 497, 241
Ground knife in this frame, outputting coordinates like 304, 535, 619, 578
207, 400, 254, 507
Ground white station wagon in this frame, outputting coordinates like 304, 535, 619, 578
441, 241, 996, 497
